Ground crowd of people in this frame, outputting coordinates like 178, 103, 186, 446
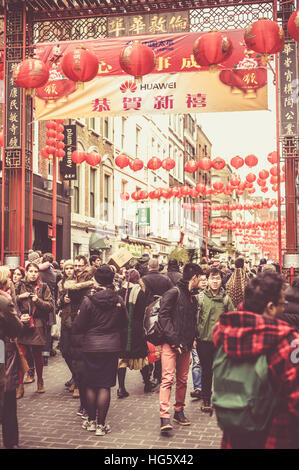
0, 249, 298, 449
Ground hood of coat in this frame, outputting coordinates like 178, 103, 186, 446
213, 310, 295, 360
64, 279, 95, 292
283, 285, 299, 316
88, 287, 123, 311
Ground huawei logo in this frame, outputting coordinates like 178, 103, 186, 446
120, 80, 137, 93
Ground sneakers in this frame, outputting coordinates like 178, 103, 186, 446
117, 388, 129, 399
173, 410, 191, 426
95, 424, 111, 436
190, 389, 202, 399
65, 378, 74, 388
77, 406, 85, 416
160, 418, 173, 432
81, 410, 89, 420
82, 419, 96, 432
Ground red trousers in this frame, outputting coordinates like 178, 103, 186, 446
159, 343, 191, 418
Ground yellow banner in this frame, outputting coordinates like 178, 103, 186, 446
35, 71, 268, 120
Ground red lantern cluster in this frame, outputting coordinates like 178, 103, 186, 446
41, 120, 66, 160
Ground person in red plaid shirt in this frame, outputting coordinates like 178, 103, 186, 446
213, 271, 299, 449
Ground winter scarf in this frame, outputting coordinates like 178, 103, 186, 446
125, 284, 141, 352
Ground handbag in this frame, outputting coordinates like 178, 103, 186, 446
51, 313, 61, 340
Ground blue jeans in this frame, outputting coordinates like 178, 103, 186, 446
191, 348, 202, 391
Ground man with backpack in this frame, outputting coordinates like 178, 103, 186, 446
158, 263, 202, 432
141, 258, 172, 390
196, 267, 234, 414
212, 271, 299, 449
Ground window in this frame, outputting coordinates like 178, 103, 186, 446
73, 243, 81, 257
103, 174, 110, 221
103, 117, 109, 139
90, 168, 96, 218
89, 118, 96, 131
186, 115, 195, 136
73, 166, 80, 214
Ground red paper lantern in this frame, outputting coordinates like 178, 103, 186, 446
230, 177, 241, 187
231, 68, 267, 98
171, 187, 181, 197
198, 157, 212, 171
46, 120, 57, 130
46, 138, 56, 147
56, 141, 65, 150
219, 70, 242, 94
162, 158, 175, 171
259, 170, 269, 180
56, 133, 65, 141
41, 147, 50, 159
267, 151, 278, 164
248, 188, 256, 194
181, 185, 191, 196
261, 187, 268, 193
270, 166, 278, 176
45, 145, 56, 158
115, 154, 129, 169
213, 181, 224, 192
193, 31, 233, 69
161, 188, 172, 199
244, 19, 285, 55
257, 178, 266, 187
46, 129, 56, 139
131, 191, 140, 201
120, 192, 130, 201
184, 159, 198, 173
230, 156, 244, 169
152, 189, 161, 199
212, 157, 226, 170
196, 183, 206, 194
246, 173, 256, 183
71, 150, 86, 164
13, 58, 49, 95
61, 47, 99, 87
270, 175, 278, 185
130, 158, 144, 171
55, 149, 66, 159
56, 123, 64, 133
86, 152, 102, 166
119, 41, 156, 81
36, 63, 76, 106
287, 9, 299, 42
245, 154, 258, 167
139, 190, 148, 200
147, 157, 162, 170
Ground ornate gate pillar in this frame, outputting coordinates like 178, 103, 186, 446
2, 3, 33, 266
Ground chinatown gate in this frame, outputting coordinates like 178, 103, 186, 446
1, 0, 299, 277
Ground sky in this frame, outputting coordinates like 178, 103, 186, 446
197, 72, 283, 199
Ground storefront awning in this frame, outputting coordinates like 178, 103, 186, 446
89, 233, 110, 251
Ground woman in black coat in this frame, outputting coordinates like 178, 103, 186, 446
71, 265, 128, 436
117, 269, 150, 398
279, 277, 299, 331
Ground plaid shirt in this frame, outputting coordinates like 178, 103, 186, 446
212, 310, 299, 449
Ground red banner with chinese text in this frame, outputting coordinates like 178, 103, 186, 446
35, 29, 268, 119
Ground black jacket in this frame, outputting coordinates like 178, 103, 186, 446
279, 285, 299, 331
158, 279, 198, 351
166, 270, 182, 287
142, 270, 172, 306
72, 287, 128, 353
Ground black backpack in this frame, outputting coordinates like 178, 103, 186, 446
143, 287, 180, 346
143, 295, 164, 346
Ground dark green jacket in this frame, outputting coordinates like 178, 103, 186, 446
196, 287, 234, 342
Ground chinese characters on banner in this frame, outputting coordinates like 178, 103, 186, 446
5, 62, 22, 168
108, 12, 189, 37
279, 40, 299, 137
60, 124, 77, 180
35, 30, 268, 120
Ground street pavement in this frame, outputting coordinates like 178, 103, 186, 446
0, 349, 222, 450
